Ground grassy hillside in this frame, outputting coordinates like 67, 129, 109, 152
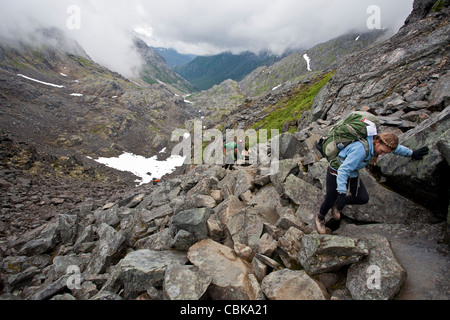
251, 70, 335, 139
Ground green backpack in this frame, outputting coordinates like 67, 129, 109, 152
321, 111, 381, 170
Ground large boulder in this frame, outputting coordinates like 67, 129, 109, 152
272, 132, 302, 160
298, 234, 369, 275
172, 207, 212, 241
85, 223, 126, 275
261, 268, 329, 300
344, 169, 435, 224
18, 223, 59, 256
187, 239, 257, 300
378, 105, 450, 217
284, 174, 324, 225
249, 185, 282, 225
346, 235, 407, 300
428, 72, 450, 111
120, 249, 188, 298
58, 214, 79, 244
270, 159, 299, 195
213, 195, 246, 226
163, 265, 212, 300
337, 222, 450, 300
233, 169, 255, 198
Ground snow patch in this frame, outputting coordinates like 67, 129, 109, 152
17, 74, 65, 88
272, 84, 282, 91
93, 152, 186, 185
70, 93, 83, 97
303, 54, 312, 72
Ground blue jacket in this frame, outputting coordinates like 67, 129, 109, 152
332, 136, 413, 194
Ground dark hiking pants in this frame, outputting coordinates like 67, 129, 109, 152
318, 167, 370, 221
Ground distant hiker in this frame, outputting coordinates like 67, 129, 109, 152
223, 140, 247, 170
152, 178, 160, 186
315, 112, 429, 234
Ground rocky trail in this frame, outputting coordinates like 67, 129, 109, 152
0, 0, 449, 302
0, 117, 448, 300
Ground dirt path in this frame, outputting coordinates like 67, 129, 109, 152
337, 222, 450, 300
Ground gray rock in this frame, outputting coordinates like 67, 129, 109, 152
5, 266, 39, 289
195, 195, 217, 208
298, 234, 369, 275
337, 222, 450, 300
261, 269, 328, 300
18, 223, 59, 256
187, 239, 257, 300
51, 293, 77, 300
277, 227, 305, 264
378, 105, 450, 216
270, 159, 299, 195
58, 214, 79, 244
273, 132, 302, 160
31, 275, 70, 300
213, 195, 246, 226
344, 169, 435, 224
85, 223, 126, 275
171, 229, 198, 251
346, 235, 407, 300
135, 227, 175, 251
258, 233, 278, 257
233, 169, 255, 198
163, 265, 212, 300
120, 249, 187, 298
428, 72, 450, 111
94, 206, 120, 227
74, 225, 95, 252
249, 185, 282, 226
172, 207, 212, 240
90, 291, 123, 300
141, 204, 173, 223
284, 174, 324, 225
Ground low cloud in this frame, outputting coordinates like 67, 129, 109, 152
0, 0, 414, 77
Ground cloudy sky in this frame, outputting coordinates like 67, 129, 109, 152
0, 0, 414, 77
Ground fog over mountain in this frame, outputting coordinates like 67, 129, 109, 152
0, 0, 414, 78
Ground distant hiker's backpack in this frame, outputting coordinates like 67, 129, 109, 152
320, 111, 381, 170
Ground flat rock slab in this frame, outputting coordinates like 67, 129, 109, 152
337, 222, 450, 300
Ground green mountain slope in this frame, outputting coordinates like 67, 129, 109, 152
151, 47, 197, 67
174, 51, 283, 90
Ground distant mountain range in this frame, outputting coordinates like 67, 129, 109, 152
151, 47, 197, 67
135, 39, 196, 93
174, 51, 285, 90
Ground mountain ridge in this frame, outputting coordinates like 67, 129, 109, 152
0, 0, 449, 301
0, 30, 197, 161
151, 47, 197, 67
174, 50, 285, 91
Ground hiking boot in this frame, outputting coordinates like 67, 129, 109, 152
315, 215, 327, 235
332, 205, 341, 220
